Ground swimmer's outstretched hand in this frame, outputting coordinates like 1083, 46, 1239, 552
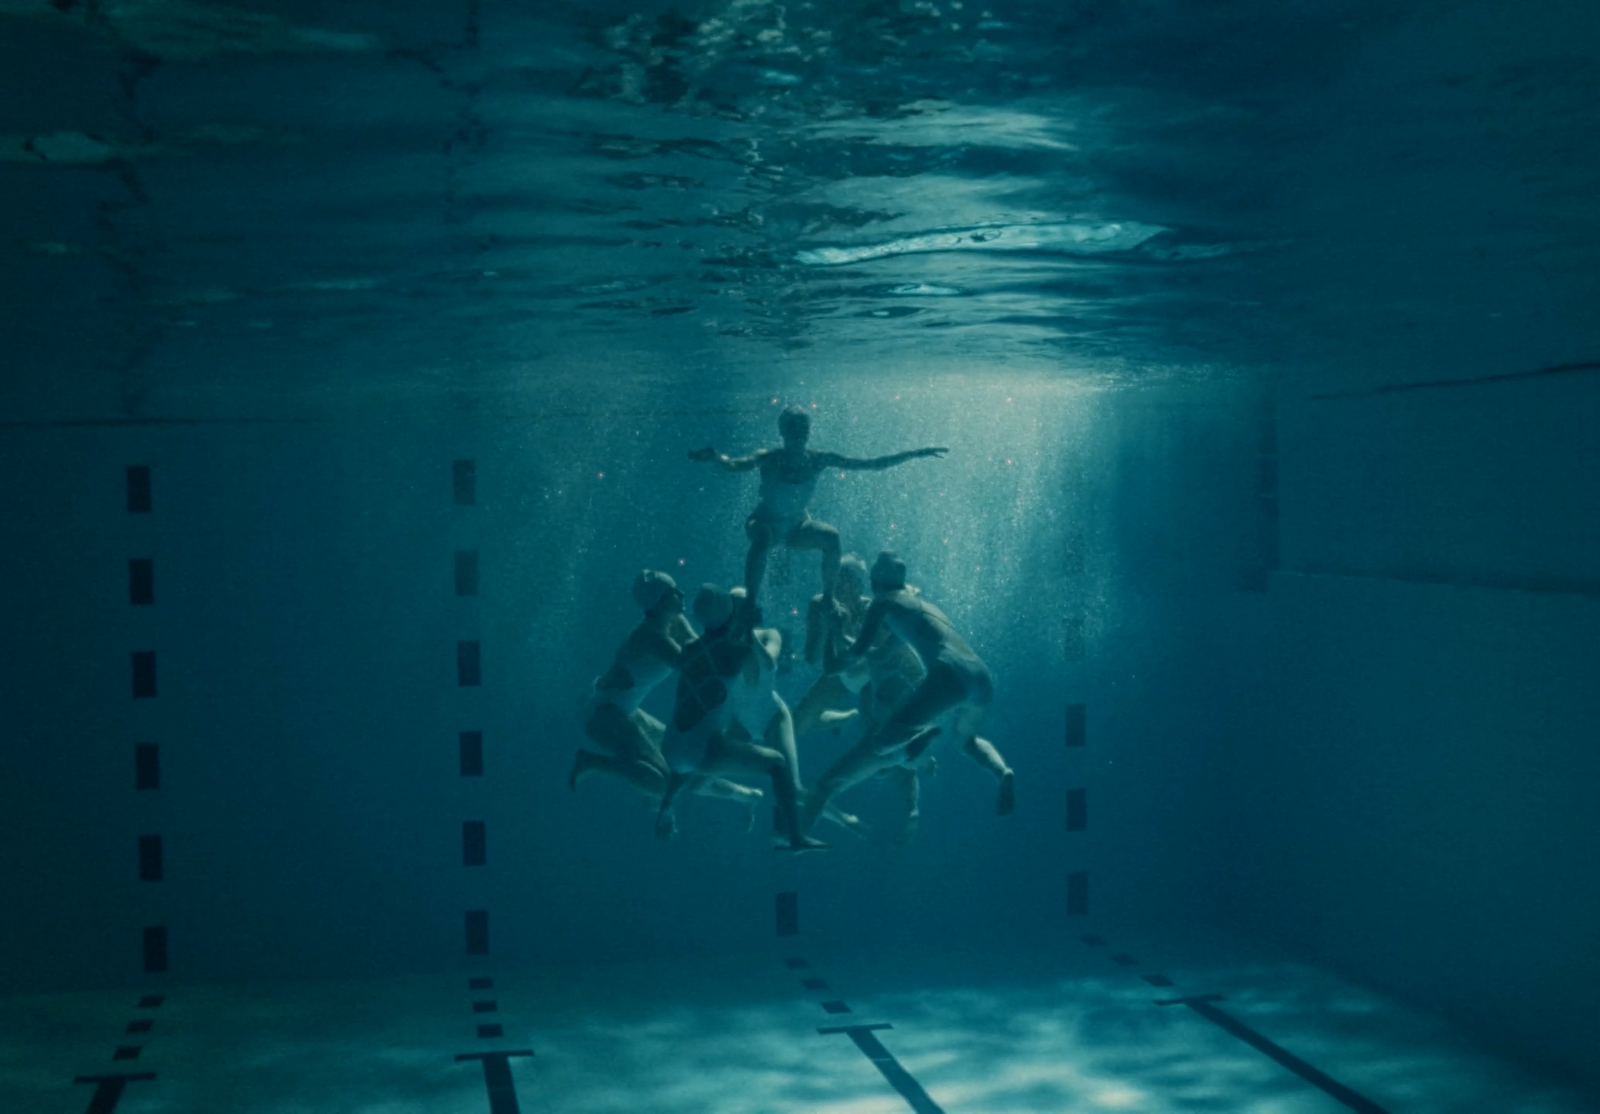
688, 446, 717, 462
920, 447, 949, 458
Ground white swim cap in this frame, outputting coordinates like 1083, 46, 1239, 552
632, 569, 679, 611
870, 551, 907, 590
693, 583, 735, 629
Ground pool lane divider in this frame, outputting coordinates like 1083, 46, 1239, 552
1078, 933, 1391, 1114
777, 890, 947, 1114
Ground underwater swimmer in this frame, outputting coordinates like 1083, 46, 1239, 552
688, 405, 945, 607
571, 570, 763, 823
802, 552, 1014, 833
655, 584, 830, 852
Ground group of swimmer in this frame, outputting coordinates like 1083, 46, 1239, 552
571, 405, 1016, 852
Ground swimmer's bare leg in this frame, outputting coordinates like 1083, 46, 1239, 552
656, 770, 701, 839
707, 731, 829, 852
789, 518, 842, 604
694, 777, 764, 830
890, 764, 921, 845
799, 733, 916, 836
792, 672, 854, 738
870, 664, 966, 756
569, 749, 667, 796
744, 516, 774, 602
960, 733, 1014, 816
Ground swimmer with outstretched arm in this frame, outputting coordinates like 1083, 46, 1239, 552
688, 405, 945, 606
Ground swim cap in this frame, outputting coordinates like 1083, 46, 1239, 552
778, 404, 811, 441
870, 551, 907, 590
631, 570, 679, 611
838, 552, 868, 583
693, 583, 735, 629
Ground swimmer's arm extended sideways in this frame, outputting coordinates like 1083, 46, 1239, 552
814, 447, 947, 471
687, 445, 766, 471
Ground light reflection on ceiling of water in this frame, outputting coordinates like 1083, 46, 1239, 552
2, 0, 1597, 418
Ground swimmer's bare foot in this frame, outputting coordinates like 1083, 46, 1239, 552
997, 770, 1015, 816
833, 810, 870, 838
878, 724, 940, 757
894, 809, 920, 846
787, 835, 831, 853
655, 808, 677, 840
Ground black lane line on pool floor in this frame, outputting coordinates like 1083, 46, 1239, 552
1157, 996, 1391, 1114
781, 937, 946, 1114
73, 993, 165, 1112
1078, 933, 1392, 1114
456, 1051, 535, 1114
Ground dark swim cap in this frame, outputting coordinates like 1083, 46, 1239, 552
870, 551, 907, 590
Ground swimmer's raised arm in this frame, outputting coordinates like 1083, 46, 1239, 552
687, 445, 767, 471
814, 446, 947, 472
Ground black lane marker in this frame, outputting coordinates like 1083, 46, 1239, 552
1066, 788, 1087, 831
1067, 871, 1088, 915
458, 641, 482, 687
466, 910, 489, 955
1142, 974, 1174, 988
134, 744, 160, 790
125, 1020, 153, 1034
463, 821, 487, 867
456, 550, 480, 596
460, 731, 484, 777
455, 1051, 533, 1114
802, 977, 829, 990
126, 467, 152, 513
472, 1000, 499, 1014
1110, 953, 1139, 967
820, 1000, 851, 1015
74, 1072, 155, 1114
129, 559, 154, 606
136, 995, 164, 1009
142, 927, 168, 973
453, 460, 477, 505
138, 836, 163, 882
469, 977, 493, 990
1080, 935, 1106, 947
1064, 703, 1086, 747
1157, 995, 1391, 1114
784, 956, 810, 970
111, 1046, 141, 1061
818, 1024, 945, 1114
131, 653, 157, 699
478, 1024, 504, 1039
